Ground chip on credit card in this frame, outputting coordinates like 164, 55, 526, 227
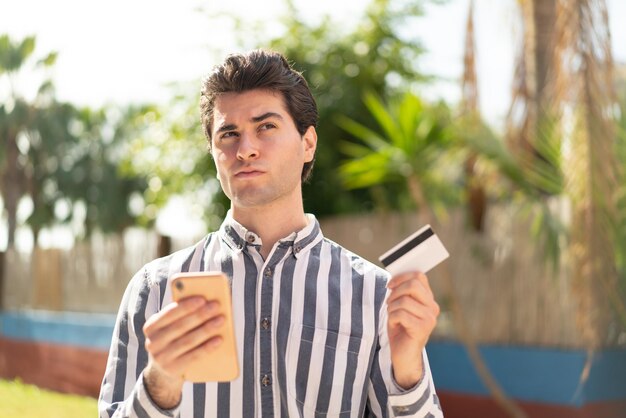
379, 224, 449, 276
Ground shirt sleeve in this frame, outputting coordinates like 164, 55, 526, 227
386, 352, 443, 417
366, 285, 444, 418
98, 267, 180, 418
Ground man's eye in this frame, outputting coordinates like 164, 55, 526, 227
221, 131, 238, 139
260, 123, 276, 130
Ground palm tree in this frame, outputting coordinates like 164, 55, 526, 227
508, 0, 625, 344
0, 35, 55, 247
551, 0, 624, 344
462, 0, 625, 347
0, 35, 149, 248
338, 90, 529, 418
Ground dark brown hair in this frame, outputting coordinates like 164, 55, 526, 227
200, 50, 318, 182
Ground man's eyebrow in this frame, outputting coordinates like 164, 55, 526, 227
251, 112, 284, 123
216, 123, 237, 134
215, 112, 283, 134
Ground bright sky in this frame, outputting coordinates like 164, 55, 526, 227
2, 0, 624, 124
1, 0, 625, 249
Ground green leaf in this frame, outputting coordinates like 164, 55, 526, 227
397, 93, 422, 149
38, 52, 58, 67
334, 114, 389, 151
362, 91, 402, 146
337, 141, 374, 158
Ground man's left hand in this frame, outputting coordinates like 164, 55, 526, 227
386, 271, 440, 389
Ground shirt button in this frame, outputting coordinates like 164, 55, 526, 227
264, 267, 272, 277
394, 406, 409, 414
294, 246, 302, 254
261, 318, 271, 330
246, 233, 255, 243
261, 374, 272, 387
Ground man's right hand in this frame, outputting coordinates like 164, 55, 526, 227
142, 296, 225, 409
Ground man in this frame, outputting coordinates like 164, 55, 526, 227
99, 49, 443, 418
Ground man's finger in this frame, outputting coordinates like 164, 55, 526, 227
163, 335, 224, 375
388, 295, 439, 319
415, 272, 434, 293
388, 306, 438, 334
387, 276, 434, 306
144, 300, 222, 353
151, 315, 226, 365
387, 271, 424, 289
145, 297, 206, 332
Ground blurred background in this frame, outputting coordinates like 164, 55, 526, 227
1, 0, 625, 417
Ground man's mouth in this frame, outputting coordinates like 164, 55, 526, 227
235, 168, 264, 178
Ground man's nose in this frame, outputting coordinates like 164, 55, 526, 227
236, 133, 259, 161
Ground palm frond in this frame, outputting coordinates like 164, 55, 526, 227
362, 90, 403, 147
397, 93, 423, 153
337, 141, 376, 159
339, 149, 396, 189
334, 114, 389, 151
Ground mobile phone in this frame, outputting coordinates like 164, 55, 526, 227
170, 271, 239, 382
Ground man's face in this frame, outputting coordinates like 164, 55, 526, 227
210, 89, 317, 210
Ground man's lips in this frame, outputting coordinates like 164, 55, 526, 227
235, 168, 264, 178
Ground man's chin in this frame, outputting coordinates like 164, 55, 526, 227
231, 190, 273, 208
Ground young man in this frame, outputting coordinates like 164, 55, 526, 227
99, 50, 443, 418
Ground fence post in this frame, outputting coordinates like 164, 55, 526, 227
157, 234, 172, 258
33, 248, 63, 311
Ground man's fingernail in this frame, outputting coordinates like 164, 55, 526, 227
212, 316, 225, 327
210, 336, 223, 347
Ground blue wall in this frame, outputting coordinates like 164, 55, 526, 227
427, 340, 626, 407
2, 310, 625, 407
0, 310, 115, 350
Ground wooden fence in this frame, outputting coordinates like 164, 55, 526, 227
0, 209, 599, 348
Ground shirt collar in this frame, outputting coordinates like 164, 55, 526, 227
218, 210, 323, 258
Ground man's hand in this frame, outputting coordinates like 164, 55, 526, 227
386, 271, 439, 390
142, 296, 225, 409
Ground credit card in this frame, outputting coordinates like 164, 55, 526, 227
379, 224, 449, 276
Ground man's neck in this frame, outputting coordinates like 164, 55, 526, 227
231, 201, 308, 259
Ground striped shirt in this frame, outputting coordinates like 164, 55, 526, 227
99, 213, 443, 418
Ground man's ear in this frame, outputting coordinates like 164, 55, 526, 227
303, 126, 317, 163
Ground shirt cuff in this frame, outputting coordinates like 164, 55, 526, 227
135, 372, 181, 418
388, 357, 433, 416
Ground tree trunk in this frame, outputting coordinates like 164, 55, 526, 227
461, 0, 487, 231
1, 130, 23, 248
408, 174, 528, 418
508, 0, 557, 166
533, 0, 557, 109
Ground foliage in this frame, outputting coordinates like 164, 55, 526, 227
0, 34, 55, 246
44, 105, 148, 237
0, 379, 97, 418
462, 113, 568, 267
0, 34, 147, 246
117, 0, 436, 228
338, 91, 459, 214
257, 0, 433, 216
116, 87, 228, 231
